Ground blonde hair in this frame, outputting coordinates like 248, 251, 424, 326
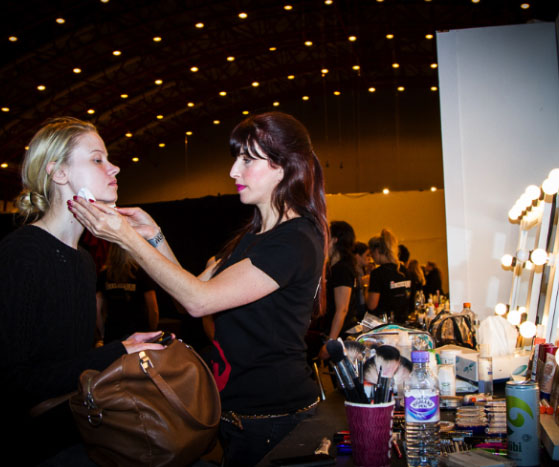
15, 117, 97, 223
368, 228, 399, 265
408, 259, 426, 286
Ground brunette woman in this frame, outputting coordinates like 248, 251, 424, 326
69, 112, 328, 467
366, 228, 411, 324
0, 117, 164, 464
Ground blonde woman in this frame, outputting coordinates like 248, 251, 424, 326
0, 117, 164, 464
366, 228, 411, 323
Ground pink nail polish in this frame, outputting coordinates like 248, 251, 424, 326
73, 195, 78, 201
89, 199, 95, 203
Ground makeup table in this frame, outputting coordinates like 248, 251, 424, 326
256, 388, 557, 467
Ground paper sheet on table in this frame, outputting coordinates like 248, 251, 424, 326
478, 316, 518, 357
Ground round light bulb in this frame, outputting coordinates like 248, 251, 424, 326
501, 254, 514, 267
519, 321, 537, 338
516, 249, 529, 262
495, 303, 507, 316
530, 248, 548, 266
524, 260, 534, 270
507, 309, 521, 326
525, 184, 541, 201
542, 178, 559, 196
548, 168, 559, 183
519, 193, 532, 209
508, 207, 520, 221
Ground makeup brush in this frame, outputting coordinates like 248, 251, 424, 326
326, 340, 368, 403
375, 345, 401, 378
343, 339, 366, 383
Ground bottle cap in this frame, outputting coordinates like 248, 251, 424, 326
411, 350, 429, 363
463, 302, 471, 308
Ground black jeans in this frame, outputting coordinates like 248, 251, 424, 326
219, 407, 317, 467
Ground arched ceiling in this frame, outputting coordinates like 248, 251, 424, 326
1, 0, 557, 200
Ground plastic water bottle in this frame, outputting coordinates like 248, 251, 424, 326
478, 344, 493, 395
404, 350, 440, 466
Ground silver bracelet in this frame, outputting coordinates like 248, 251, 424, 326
147, 230, 164, 248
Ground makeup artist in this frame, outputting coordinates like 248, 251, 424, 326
69, 112, 328, 467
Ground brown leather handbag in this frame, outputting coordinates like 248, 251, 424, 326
69, 340, 221, 467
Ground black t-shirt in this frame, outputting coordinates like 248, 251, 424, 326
368, 263, 411, 323
210, 217, 323, 414
323, 257, 359, 334
97, 267, 157, 341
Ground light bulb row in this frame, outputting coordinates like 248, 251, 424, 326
509, 168, 559, 222
494, 303, 537, 337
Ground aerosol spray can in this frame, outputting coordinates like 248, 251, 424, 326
506, 380, 540, 467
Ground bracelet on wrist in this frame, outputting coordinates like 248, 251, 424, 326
147, 229, 164, 248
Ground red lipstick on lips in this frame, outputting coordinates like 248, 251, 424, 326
236, 184, 246, 192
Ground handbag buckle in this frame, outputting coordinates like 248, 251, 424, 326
139, 351, 154, 375
85, 376, 103, 427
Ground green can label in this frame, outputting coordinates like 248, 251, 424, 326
506, 384, 539, 467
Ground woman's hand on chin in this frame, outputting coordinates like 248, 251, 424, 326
115, 206, 160, 240
68, 196, 133, 245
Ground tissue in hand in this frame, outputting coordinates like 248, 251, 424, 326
77, 187, 96, 202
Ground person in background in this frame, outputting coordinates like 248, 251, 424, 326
407, 259, 426, 314
69, 111, 328, 467
318, 221, 359, 359
423, 260, 443, 297
398, 243, 410, 275
96, 243, 160, 343
0, 117, 164, 465
353, 241, 371, 321
367, 229, 411, 324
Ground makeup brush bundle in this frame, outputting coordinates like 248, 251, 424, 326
327, 339, 407, 404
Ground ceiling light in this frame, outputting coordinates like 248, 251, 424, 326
0, 163, 7, 168
273, 101, 280, 106
213, 120, 220, 125
195, 22, 204, 28
153, 36, 162, 42
425, 34, 434, 40
352, 65, 360, 70
120, 94, 128, 99
100, 0, 110, 3
132, 157, 139, 163
73, 68, 82, 74
56, 18, 65, 24
227, 56, 235, 62
287, 75, 295, 80
125, 132, 133, 138
37, 85, 46, 91
397, 86, 405, 91
392, 63, 399, 68
8, 36, 18, 42
238, 12, 248, 19
430, 186, 437, 192
348, 36, 357, 42
156, 115, 164, 119
333, 91, 341, 96
113, 50, 121, 56
1, 107, 9, 112
368, 87, 376, 93
284, 5, 293, 10
321, 68, 329, 75
386, 34, 394, 39
324, 0, 333, 4
186, 131, 193, 136
219, 91, 227, 96
383, 188, 390, 194
155, 79, 163, 85
302, 96, 309, 101
430, 63, 438, 69
187, 102, 195, 107
431, 86, 438, 91
269, 46, 277, 51
252, 81, 260, 87
520, 3, 530, 9
159, 143, 165, 147
305, 41, 313, 47
242, 110, 249, 115
471, 0, 480, 3
87, 109, 95, 114
190, 66, 199, 72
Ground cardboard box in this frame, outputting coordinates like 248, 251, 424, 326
435, 345, 530, 383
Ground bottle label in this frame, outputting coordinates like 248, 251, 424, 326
405, 390, 440, 423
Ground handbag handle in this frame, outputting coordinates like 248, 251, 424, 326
139, 350, 217, 429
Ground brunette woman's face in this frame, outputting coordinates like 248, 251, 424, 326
65, 132, 120, 204
229, 150, 283, 207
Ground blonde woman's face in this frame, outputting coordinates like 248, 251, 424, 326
66, 132, 120, 204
